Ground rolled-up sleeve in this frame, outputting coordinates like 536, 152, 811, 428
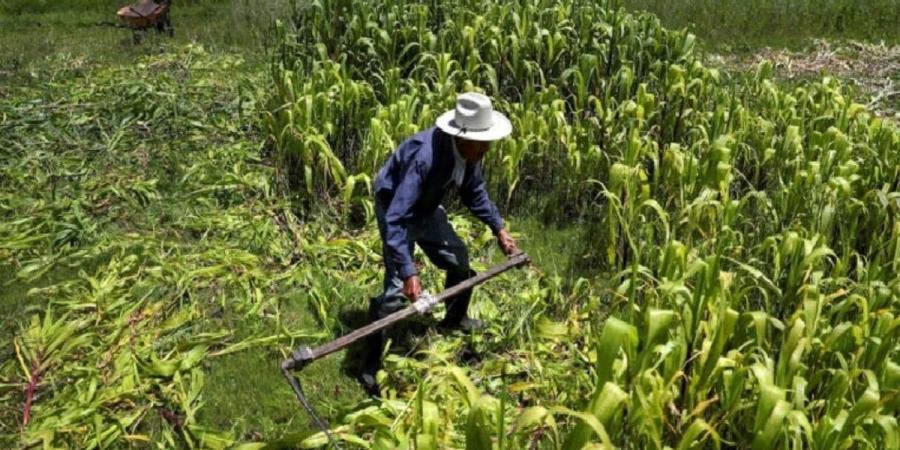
460, 164, 504, 234
384, 160, 426, 280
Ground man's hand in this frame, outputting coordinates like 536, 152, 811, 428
403, 275, 422, 301
497, 229, 520, 256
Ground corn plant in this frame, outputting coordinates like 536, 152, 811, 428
266, 0, 899, 448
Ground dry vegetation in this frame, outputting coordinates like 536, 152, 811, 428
710, 40, 900, 121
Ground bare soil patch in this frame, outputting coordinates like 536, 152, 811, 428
711, 40, 900, 122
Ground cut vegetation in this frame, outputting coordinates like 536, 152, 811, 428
1, 0, 899, 449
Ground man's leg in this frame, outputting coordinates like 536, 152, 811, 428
416, 206, 476, 327
361, 258, 406, 383
361, 197, 413, 392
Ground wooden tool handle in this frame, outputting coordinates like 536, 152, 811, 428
303, 252, 530, 363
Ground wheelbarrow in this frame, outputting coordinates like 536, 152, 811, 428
116, 0, 173, 43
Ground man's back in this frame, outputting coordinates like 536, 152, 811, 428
374, 127, 454, 214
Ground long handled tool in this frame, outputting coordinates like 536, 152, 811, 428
281, 252, 530, 448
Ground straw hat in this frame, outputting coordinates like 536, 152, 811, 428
436, 92, 512, 141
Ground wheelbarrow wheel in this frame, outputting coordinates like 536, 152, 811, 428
133, 28, 150, 45
156, 11, 174, 37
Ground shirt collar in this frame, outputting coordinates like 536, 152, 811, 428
450, 136, 466, 187
451, 137, 465, 164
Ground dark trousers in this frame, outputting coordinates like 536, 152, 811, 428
362, 199, 474, 377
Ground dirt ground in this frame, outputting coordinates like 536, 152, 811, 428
710, 40, 900, 123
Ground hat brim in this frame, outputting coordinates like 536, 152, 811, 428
435, 110, 513, 141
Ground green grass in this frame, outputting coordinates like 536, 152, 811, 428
513, 217, 596, 280
197, 269, 379, 440
0, 0, 294, 75
621, 0, 900, 51
0, 45, 299, 443
198, 313, 368, 442
0, 0, 151, 15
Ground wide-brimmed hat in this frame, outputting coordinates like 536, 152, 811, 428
436, 92, 512, 141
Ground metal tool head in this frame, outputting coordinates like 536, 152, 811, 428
280, 346, 342, 449
412, 291, 440, 315
281, 345, 314, 371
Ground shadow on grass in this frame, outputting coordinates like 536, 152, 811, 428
335, 306, 370, 380
336, 304, 439, 381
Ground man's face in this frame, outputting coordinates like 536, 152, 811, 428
456, 137, 490, 164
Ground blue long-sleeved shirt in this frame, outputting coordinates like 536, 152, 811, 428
374, 127, 504, 279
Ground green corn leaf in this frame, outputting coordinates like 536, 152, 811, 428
752, 399, 791, 450
514, 406, 549, 432
676, 418, 720, 450
564, 317, 636, 450
874, 415, 899, 450
555, 406, 614, 450
466, 396, 494, 450
594, 316, 639, 387
646, 309, 677, 348
536, 316, 569, 339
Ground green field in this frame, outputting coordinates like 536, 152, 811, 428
2, 0, 899, 448
622, 0, 900, 50
3, 0, 898, 69
0, 0, 292, 72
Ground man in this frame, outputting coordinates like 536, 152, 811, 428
360, 92, 520, 394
